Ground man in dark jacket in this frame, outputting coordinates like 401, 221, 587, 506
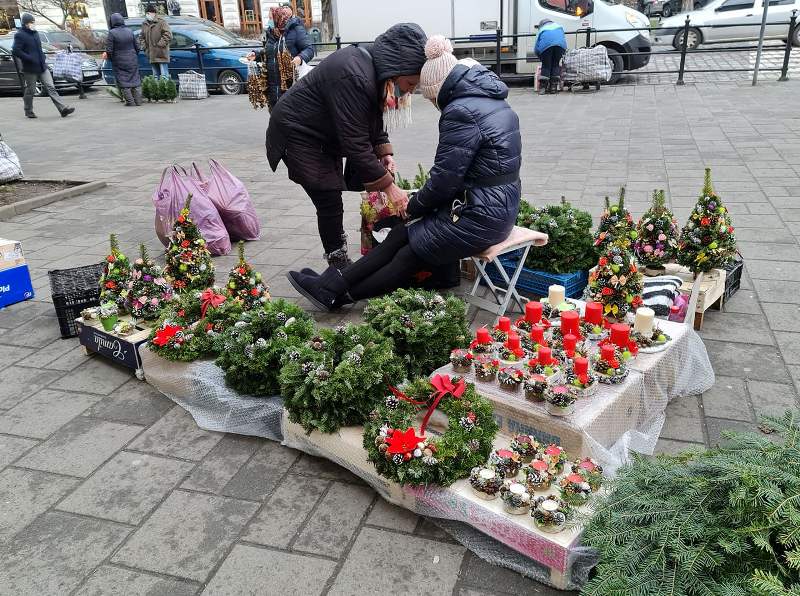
287, 35, 538, 311
266, 23, 427, 270
12, 14, 75, 119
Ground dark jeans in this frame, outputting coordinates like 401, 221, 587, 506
540, 46, 566, 80
342, 224, 428, 300
304, 187, 345, 254
23, 70, 66, 115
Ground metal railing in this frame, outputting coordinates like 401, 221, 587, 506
8, 11, 797, 95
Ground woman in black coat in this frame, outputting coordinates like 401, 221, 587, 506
105, 13, 142, 106
288, 36, 540, 311
266, 23, 428, 269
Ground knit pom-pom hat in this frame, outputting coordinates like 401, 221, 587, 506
420, 35, 458, 102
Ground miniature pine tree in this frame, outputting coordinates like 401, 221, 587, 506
587, 242, 643, 319
165, 78, 178, 102
164, 194, 215, 292
156, 77, 167, 102
142, 76, 154, 101
227, 241, 270, 309
593, 187, 636, 252
633, 190, 680, 270
677, 168, 737, 274
99, 234, 131, 313
127, 244, 173, 320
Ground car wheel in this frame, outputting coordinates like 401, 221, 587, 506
674, 27, 702, 50
662, 2, 672, 17
605, 47, 624, 85
217, 70, 243, 95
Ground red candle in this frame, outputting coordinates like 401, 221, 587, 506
530, 324, 545, 345
584, 302, 603, 326
610, 323, 630, 348
563, 333, 577, 353
525, 301, 542, 324
497, 449, 515, 459
531, 460, 548, 471
497, 317, 511, 333
506, 332, 521, 351
573, 357, 589, 375
538, 346, 552, 365
560, 310, 580, 336
476, 327, 491, 344
600, 344, 616, 363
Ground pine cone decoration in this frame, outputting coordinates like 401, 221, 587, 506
247, 68, 268, 110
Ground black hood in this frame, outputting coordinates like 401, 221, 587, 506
110, 13, 125, 28
437, 62, 508, 110
369, 23, 427, 81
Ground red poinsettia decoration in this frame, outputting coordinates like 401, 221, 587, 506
631, 295, 643, 309
106, 255, 115, 263
386, 427, 424, 455
250, 288, 260, 296
601, 287, 613, 296
173, 280, 187, 289
105, 280, 116, 289
598, 256, 608, 266
701, 217, 710, 226
180, 240, 190, 248
153, 324, 183, 347
177, 215, 185, 224
237, 266, 247, 275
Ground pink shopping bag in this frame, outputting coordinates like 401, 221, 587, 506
152, 165, 232, 256
190, 159, 261, 241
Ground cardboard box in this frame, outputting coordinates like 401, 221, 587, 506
0, 238, 25, 271
0, 264, 34, 308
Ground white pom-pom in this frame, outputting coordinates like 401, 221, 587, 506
425, 35, 453, 60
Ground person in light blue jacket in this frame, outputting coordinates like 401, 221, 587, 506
535, 19, 568, 94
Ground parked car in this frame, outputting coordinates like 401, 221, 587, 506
645, 0, 714, 17
37, 29, 86, 50
102, 16, 253, 95
0, 35, 102, 94
654, 0, 800, 48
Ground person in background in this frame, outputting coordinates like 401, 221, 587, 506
12, 13, 75, 119
140, 4, 171, 79
266, 23, 427, 270
248, 5, 314, 110
286, 36, 529, 310
167, 0, 181, 16
535, 19, 567, 95
105, 13, 142, 106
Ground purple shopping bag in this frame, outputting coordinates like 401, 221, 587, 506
190, 160, 261, 241
152, 165, 232, 256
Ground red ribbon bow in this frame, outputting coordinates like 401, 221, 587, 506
388, 374, 465, 436
200, 289, 226, 319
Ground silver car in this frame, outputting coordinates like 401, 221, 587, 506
653, 0, 800, 49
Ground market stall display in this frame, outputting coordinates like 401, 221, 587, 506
163, 195, 215, 292
593, 188, 636, 251
99, 234, 130, 311
126, 244, 173, 321
634, 190, 679, 275
226, 241, 270, 308
586, 243, 643, 320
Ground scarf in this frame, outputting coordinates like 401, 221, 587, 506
270, 6, 292, 33
382, 79, 413, 132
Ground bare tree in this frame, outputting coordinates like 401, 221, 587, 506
17, 0, 89, 30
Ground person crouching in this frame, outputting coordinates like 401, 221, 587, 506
535, 19, 567, 95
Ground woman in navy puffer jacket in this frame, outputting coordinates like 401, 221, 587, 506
287, 35, 524, 311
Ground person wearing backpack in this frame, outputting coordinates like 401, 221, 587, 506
12, 14, 75, 119
535, 19, 567, 95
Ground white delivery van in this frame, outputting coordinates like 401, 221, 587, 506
332, 0, 652, 82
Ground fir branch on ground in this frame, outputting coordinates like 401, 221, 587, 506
581, 411, 800, 596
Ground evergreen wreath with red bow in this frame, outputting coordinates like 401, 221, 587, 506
363, 375, 498, 486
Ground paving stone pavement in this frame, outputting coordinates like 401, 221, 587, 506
1, 79, 799, 595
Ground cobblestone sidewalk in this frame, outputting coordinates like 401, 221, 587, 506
1, 80, 799, 595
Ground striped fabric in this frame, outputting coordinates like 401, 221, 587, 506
642, 275, 682, 317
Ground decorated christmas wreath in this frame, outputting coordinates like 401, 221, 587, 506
215, 299, 314, 396
280, 323, 405, 434
363, 375, 498, 486
147, 287, 244, 362
363, 289, 469, 378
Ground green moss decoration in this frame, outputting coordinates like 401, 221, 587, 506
363, 289, 469, 378
280, 323, 405, 434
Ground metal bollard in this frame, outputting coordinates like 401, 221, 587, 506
677, 16, 691, 86
195, 44, 204, 73
585, 27, 591, 48
336, 35, 341, 50
495, 29, 502, 75
779, 10, 797, 81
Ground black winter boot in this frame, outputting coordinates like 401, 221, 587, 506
538, 77, 549, 95
549, 77, 561, 94
287, 266, 352, 312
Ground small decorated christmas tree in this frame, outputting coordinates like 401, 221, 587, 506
99, 234, 130, 312
677, 169, 737, 274
227, 241, 270, 308
594, 187, 636, 252
587, 242, 643, 320
164, 195, 215, 293
127, 244, 173, 320
634, 190, 679, 271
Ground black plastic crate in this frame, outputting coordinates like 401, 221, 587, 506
723, 253, 743, 303
48, 262, 105, 338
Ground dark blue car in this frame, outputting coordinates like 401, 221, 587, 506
102, 16, 255, 94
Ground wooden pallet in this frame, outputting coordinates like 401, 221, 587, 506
75, 314, 152, 380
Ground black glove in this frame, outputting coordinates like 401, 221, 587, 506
406, 192, 426, 220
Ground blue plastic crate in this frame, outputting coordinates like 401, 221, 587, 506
483, 252, 589, 299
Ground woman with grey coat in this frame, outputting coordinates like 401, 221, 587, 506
105, 13, 142, 106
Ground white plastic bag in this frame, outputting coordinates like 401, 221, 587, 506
0, 136, 23, 183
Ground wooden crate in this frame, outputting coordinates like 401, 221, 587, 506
75, 314, 152, 380
663, 264, 726, 330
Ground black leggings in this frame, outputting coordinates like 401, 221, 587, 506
304, 187, 345, 254
540, 46, 565, 80
342, 224, 428, 301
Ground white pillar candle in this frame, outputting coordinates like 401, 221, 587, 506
633, 307, 655, 336
540, 499, 559, 512
509, 482, 526, 495
548, 285, 565, 306
479, 468, 496, 481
